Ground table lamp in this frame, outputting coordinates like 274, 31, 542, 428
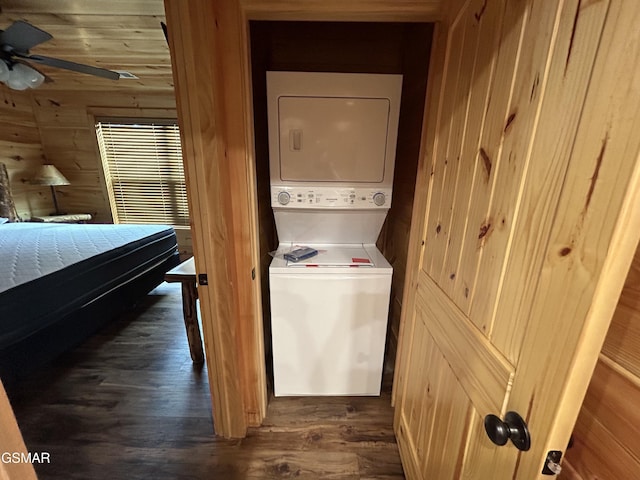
31, 164, 70, 215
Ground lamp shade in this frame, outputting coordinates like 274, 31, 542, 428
31, 165, 70, 186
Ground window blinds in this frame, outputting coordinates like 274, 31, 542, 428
96, 120, 189, 227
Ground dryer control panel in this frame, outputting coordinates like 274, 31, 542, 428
272, 186, 392, 209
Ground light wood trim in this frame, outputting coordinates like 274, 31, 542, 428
0, 381, 37, 480
165, 0, 267, 436
164, 0, 248, 437
215, 0, 267, 427
415, 271, 514, 416
240, 0, 445, 22
241, 13, 269, 428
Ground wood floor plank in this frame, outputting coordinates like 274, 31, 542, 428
6, 282, 404, 479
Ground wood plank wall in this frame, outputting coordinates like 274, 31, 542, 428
0, 89, 49, 218
561, 244, 640, 479
1, 87, 193, 256
30, 90, 175, 222
249, 21, 432, 379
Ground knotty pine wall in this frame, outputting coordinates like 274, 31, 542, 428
561, 244, 640, 479
0, 87, 193, 256
249, 21, 433, 379
0, 89, 50, 218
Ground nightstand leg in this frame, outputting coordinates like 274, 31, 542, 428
181, 281, 204, 364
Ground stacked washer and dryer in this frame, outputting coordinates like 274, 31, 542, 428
267, 71, 402, 396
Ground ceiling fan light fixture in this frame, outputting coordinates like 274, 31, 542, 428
0, 61, 9, 82
6, 64, 30, 90
3, 62, 44, 90
24, 65, 45, 88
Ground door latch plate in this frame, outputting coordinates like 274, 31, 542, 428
542, 450, 563, 475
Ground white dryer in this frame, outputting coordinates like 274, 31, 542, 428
267, 71, 402, 396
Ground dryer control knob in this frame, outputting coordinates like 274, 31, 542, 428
277, 191, 291, 205
373, 192, 386, 206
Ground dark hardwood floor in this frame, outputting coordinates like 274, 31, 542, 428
6, 282, 405, 479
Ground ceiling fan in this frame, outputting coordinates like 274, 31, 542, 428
0, 20, 119, 90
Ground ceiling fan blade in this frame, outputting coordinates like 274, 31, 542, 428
26, 54, 120, 80
0, 21, 52, 53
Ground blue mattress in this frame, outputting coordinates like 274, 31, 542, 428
0, 223, 178, 351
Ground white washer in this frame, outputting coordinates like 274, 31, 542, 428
267, 71, 402, 396
270, 244, 391, 396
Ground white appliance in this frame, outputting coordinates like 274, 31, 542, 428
267, 71, 402, 396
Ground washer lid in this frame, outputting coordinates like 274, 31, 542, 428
273, 208, 389, 244
285, 244, 373, 268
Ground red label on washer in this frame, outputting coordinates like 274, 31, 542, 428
352, 258, 370, 263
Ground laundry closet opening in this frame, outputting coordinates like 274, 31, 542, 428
249, 21, 434, 393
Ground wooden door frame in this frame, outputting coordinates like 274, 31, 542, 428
165, 0, 447, 438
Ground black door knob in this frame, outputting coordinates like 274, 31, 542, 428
484, 411, 531, 451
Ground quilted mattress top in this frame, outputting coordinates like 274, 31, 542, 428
0, 223, 173, 294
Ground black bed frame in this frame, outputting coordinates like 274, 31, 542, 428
0, 252, 180, 386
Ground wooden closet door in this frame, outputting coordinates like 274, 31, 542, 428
394, 0, 640, 478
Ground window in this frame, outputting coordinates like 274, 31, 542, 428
95, 119, 189, 227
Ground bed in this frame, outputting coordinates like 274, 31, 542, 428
0, 221, 180, 384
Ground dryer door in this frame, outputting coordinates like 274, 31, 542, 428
277, 96, 391, 183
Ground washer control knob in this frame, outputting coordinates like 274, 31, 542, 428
373, 192, 386, 206
277, 191, 291, 205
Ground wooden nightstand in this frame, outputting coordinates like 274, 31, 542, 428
30, 214, 92, 223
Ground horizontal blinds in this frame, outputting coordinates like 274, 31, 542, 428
96, 121, 189, 227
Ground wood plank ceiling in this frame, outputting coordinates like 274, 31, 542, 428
0, 0, 174, 92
